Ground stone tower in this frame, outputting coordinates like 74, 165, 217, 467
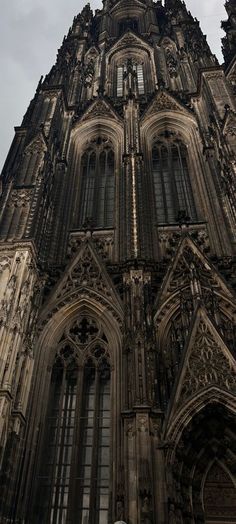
0, 0, 236, 522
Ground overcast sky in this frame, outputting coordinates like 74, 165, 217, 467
0, 0, 227, 172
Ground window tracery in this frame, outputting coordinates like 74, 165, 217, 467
118, 18, 138, 36
116, 58, 145, 97
152, 132, 197, 224
36, 315, 111, 524
204, 462, 236, 521
78, 137, 115, 229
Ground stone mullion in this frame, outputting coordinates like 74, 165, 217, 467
46, 366, 66, 524
68, 365, 84, 523
89, 367, 100, 523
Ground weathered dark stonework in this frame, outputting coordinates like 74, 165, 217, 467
0, 1, 236, 523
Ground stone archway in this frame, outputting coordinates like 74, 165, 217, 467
166, 403, 236, 524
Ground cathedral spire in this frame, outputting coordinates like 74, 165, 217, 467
222, 0, 236, 66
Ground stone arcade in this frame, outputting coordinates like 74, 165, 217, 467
0, 0, 236, 522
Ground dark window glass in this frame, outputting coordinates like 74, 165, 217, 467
79, 146, 115, 229
36, 354, 111, 524
119, 19, 138, 35
116, 63, 145, 97
152, 141, 197, 224
36, 361, 77, 523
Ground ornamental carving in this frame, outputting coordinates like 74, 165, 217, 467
57, 245, 113, 301
151, 92, 180, 112
24, 135, 46, 155
0, 256, 11, 273
79, 99, 119, 123
157, 225, 209, 260
179, 319, 236, 402
57, 314, 109, 365
165, 48, 178, 78
67, 316, 99, 345
7, 189, 33, 208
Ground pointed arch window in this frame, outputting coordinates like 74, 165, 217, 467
204, 462, 236, 522
152, 138, 197, 224
35, 317, 111, 524
118, 18, 138, 36
116, 62, 145, 97
79, 139, 115, 229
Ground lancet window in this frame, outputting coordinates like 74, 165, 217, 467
79, 137, 115, 229
152, 134, 197, 224
118, 18, 138, 35
35, 316, 111, 524
116, 60, 145, 97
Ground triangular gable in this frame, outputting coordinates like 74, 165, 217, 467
159, 36, 177, 49
141, 90, 192, 121
84, 46, 100, 60
222, 108, 236, 137
24, 130, 47, 154
42, 240, 123, 317
106, 29, 153, 60
155, 236, 233, 309
168, 306, 236, 418
78, 98, 122, 124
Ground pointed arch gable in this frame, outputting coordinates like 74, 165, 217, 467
106, 30, 153, 62
154, 236, 234, 315
165, 389, 236, 459
40, 240, 124, 326
140, 99, 197, 145
75, 98, 123, 126
38, 295, 123, 368
24, 130, 47, 155
164, 306, 236, 445
153, 236, 236, 355
164, 401, 236, 524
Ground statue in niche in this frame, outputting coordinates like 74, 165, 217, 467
168, 502, 177, 524
166, 48, 178, 77
141, 493, 152, 523
116, 499, 125, 520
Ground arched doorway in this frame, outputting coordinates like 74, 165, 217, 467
167, 403, 236, 524
204, 462, 236, 523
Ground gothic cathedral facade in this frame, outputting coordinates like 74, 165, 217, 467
0, 0, 236, 522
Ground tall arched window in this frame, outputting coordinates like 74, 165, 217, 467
35, 317, 111, 524
116, 61, 145, 98
79, 138, 115, 229
152, 136, 197, 224
118, 18, 138, 36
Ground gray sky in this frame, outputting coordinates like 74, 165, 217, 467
0, 0, 226, 172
